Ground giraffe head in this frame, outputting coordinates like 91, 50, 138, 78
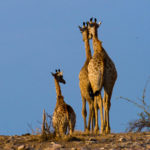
51, 69, 66, 84
87, 17, 101, 38
79, 22, 91, 41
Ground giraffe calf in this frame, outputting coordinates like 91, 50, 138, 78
51, 69, 76, 137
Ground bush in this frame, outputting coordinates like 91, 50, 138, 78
120, 77, 150, 132
41, 109, 55, 140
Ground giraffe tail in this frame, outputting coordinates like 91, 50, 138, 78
88, 84, 94, 100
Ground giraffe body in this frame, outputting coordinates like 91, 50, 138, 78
52, 95, 76, 136
52, 70, 76, 136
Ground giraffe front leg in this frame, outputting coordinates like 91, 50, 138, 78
94, 96, 99, 134
103, 91, 107, 133
97, 94, 105, 134
82, 97, 87, 132
90, 101, 95, 132
87, 101, 94, 132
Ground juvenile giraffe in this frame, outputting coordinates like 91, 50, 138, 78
78, 22, 95, 132
88, 18, 117, 134
52, 69, 76, 136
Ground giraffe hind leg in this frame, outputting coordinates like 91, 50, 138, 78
81, 97, 87, 131
104, 89, 113, 134
94, 96, 99, 134
97, 94, 105, 134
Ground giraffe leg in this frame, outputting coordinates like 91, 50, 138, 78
97, 94, 104, 134
91, 102, 95, 131
87, 102, 92, 131
68, 121, 73, 135
81, 97, 87, 131
105, 100, 111, 134
94, 96, 99, 134
104, 90, 112, 134
103, 92, 107, 133
106, 100, 111, 134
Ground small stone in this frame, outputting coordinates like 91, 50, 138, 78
44, 148, 53, 150
89, 137, 97, 141
50, 142, 55, 145
118, 137, 126, 142
52, 143, 62, 149
18, 145, 25, 150
71, 148, 77, 150
86, 138, 97, 144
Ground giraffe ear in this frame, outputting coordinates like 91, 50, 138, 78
98, 21, 102, 27
51, 72, 55, 76
78, 26, 83, 32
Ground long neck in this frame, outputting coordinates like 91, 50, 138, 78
54, 78, 62, 97
84, 39, 92, 60
92, 35, 103, 53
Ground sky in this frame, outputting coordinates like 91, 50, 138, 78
0, 0, 150, 135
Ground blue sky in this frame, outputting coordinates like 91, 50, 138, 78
0, 0, 150, 135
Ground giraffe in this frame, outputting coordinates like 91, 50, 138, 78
52, 69, 76, 136
78, 22, 95, 132
87, 31, 105, 134
88, 18, 117, 134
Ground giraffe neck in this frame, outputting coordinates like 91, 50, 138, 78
84, 39, 92, 60
92, 36, 103, 53
54, 78, 62, 98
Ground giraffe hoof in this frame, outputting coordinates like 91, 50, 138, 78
105, 127, 111, 134
85, 128, 90, 133
94, 127, 99, 134
105, 130, 111, 134
100, 129, 105, 135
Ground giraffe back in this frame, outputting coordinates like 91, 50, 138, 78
88, 52, 104, 93
101, 47, 117, 91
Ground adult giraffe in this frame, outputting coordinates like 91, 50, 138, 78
88, 18, 117, 134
